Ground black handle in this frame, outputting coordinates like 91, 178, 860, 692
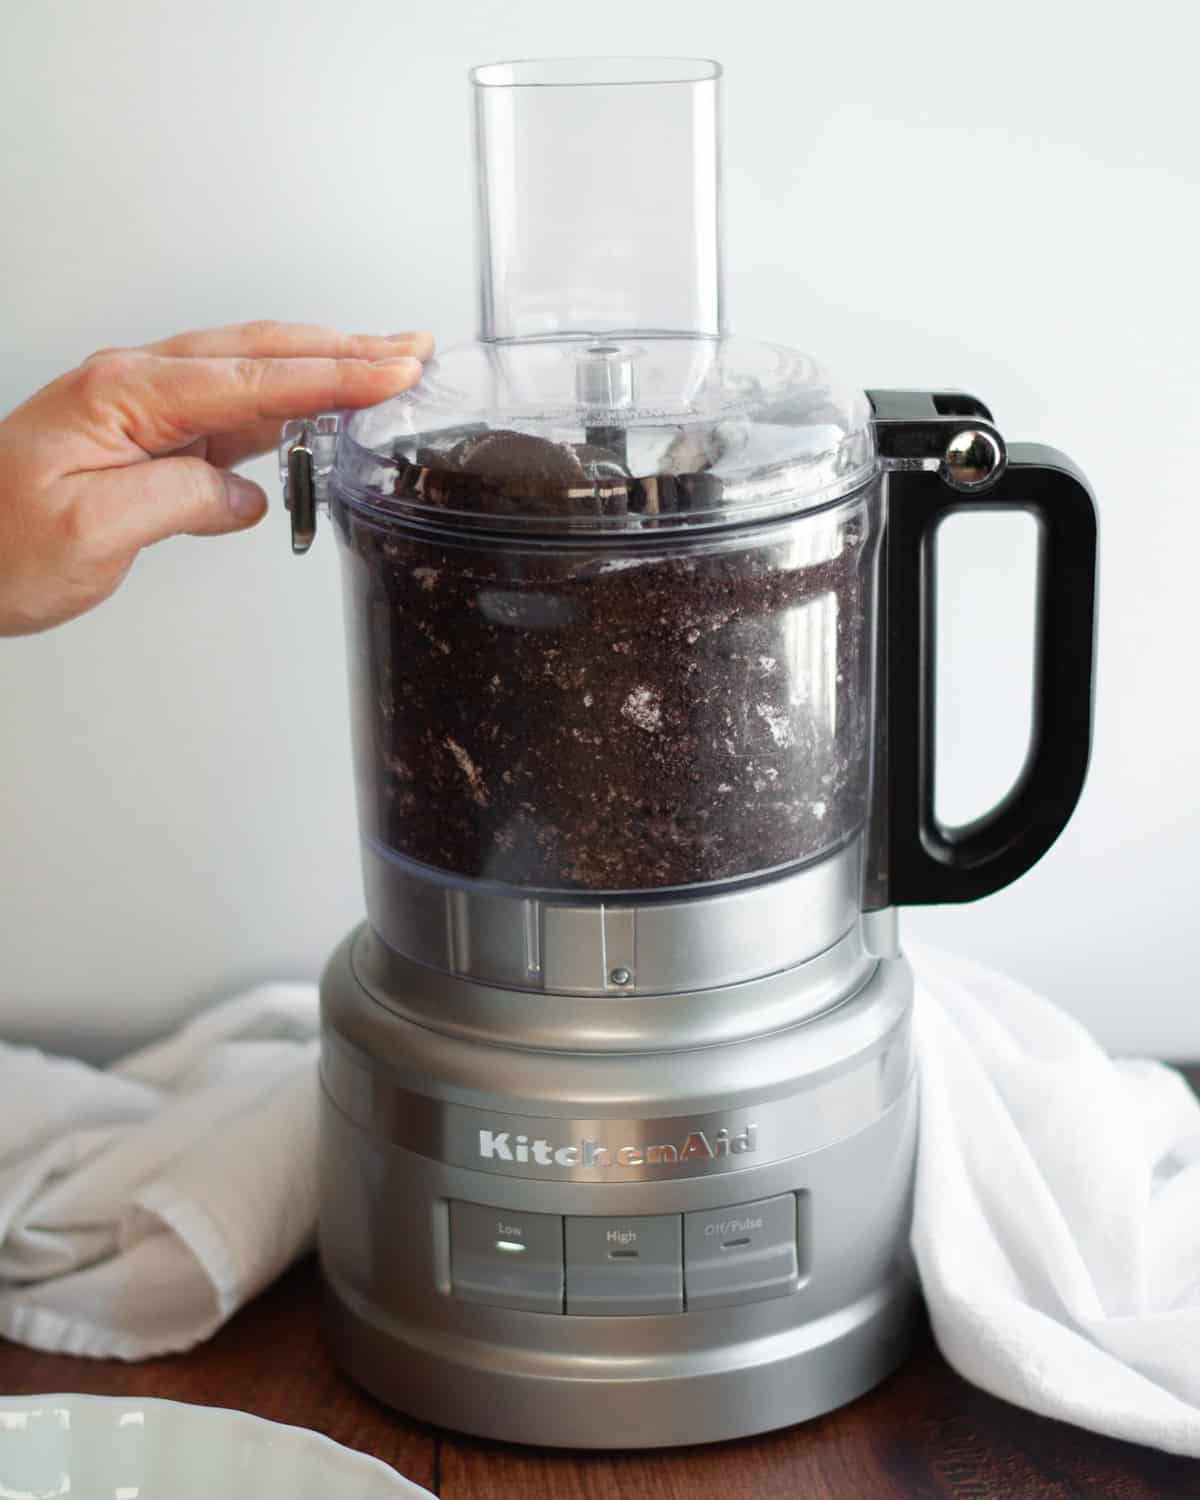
880, 432, 1098, 906
287, 436, 317, 555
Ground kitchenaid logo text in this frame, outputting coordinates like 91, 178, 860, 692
476, 1125, 758, 1169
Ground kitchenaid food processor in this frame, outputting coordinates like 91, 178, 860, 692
279, 57, 1097, 1448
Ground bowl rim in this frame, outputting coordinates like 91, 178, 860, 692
0, 1392, 428, 1496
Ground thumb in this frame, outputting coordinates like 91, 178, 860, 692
82, 455, 269, 551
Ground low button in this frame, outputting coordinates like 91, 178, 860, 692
450, 1201, 563, 1313
684, 1194, 799, 1311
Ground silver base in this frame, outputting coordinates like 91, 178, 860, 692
325, 1258, 917, 1449
319, 932, 918, 1448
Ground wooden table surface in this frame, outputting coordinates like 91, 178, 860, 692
1, 1258, 1197, 1499
2, 1070, 1198, 1498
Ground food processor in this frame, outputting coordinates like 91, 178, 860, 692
279, 57, 1098, 1448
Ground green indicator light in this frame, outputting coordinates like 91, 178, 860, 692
495, 1239, 526, 1253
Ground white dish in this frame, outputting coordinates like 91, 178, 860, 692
0, 1393, 431, 1499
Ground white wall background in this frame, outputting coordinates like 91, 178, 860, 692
1, 0, 1197, 1060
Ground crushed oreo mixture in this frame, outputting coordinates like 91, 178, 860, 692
335, 431, 875, 892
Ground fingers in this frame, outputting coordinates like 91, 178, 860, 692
71, 454, 269, 554
146, 326, 435, 466
202, 423, 301, 471
72, 349, 425, 459
141, 321, 435, 364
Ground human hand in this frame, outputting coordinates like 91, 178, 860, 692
0, 321, 433, 635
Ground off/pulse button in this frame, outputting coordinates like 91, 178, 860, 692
684, 1193, 799, 1310
449, 1201, 563, 1313
565, 1214, 683, 1316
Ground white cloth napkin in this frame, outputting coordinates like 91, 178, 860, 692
0, 984, 319, 1360
3, 956, 1200, 1461
912, 944, 1200, 1459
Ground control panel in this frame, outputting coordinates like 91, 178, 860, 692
449, 1194, 804, 1315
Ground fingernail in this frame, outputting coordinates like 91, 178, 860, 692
373, 355, 423, 374
224, 473, 267, 522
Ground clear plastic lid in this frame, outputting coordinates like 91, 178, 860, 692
320, 58, 876, 534
331, 334, 875, 534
